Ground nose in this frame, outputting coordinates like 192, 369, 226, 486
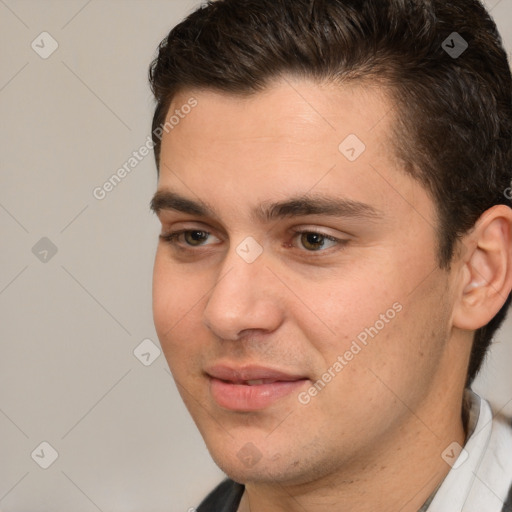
202, 246, 284, 341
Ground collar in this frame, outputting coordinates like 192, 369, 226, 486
425, 389, 512, 512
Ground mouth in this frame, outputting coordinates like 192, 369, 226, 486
205, 364, 309, 411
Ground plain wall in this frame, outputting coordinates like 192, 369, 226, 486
0, 1, 511, 511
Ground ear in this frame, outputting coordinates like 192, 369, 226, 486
452, 205, 512, 331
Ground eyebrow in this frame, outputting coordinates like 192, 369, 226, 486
150, 190, 382, 222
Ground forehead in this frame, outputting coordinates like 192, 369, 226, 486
164, 78, 395, 151
160, 79, 394, 177
156, 78, 433, 228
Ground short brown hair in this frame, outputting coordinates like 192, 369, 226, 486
149, 0, 512, 385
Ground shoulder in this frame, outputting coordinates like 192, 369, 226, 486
196, 479, 245, 512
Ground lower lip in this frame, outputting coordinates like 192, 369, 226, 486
209, 378, 308, 411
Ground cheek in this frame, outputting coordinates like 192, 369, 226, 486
293, 245, 440, 379
152, 251, 203, 353
153, 253, 177, 333
293, 264, 399, 355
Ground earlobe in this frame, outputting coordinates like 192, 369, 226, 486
453, 205, 512, 331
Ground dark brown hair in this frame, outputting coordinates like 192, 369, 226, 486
149, 0, 512, 385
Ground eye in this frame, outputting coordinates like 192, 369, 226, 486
294, 231, 341, 251
160, 229, 219, 247
160, 228, 347, 254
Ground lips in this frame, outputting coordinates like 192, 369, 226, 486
205, 364, 309, 411
206, 365, 305, 383
243, 379, 279, 386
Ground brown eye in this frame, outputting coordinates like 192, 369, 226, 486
184, 231, 209, 246
299, 232, 338, 251
160, 229, 219, 248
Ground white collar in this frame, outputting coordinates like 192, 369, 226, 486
427, 390, 512, 512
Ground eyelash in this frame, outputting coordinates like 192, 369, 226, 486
159, 229, 347, 254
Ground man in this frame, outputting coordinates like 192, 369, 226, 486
148, 0, 512, 510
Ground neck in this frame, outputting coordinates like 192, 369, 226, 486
238, 390, 466, 512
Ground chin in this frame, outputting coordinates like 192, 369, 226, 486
207, 444, 316, 487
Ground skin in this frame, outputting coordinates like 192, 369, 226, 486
151, 77, 512, 512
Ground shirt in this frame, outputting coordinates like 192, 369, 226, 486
197, 390, 512, 512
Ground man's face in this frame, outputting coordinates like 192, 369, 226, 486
152, 78, 459, 484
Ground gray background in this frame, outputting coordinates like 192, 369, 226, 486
0, 0, 511, 511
